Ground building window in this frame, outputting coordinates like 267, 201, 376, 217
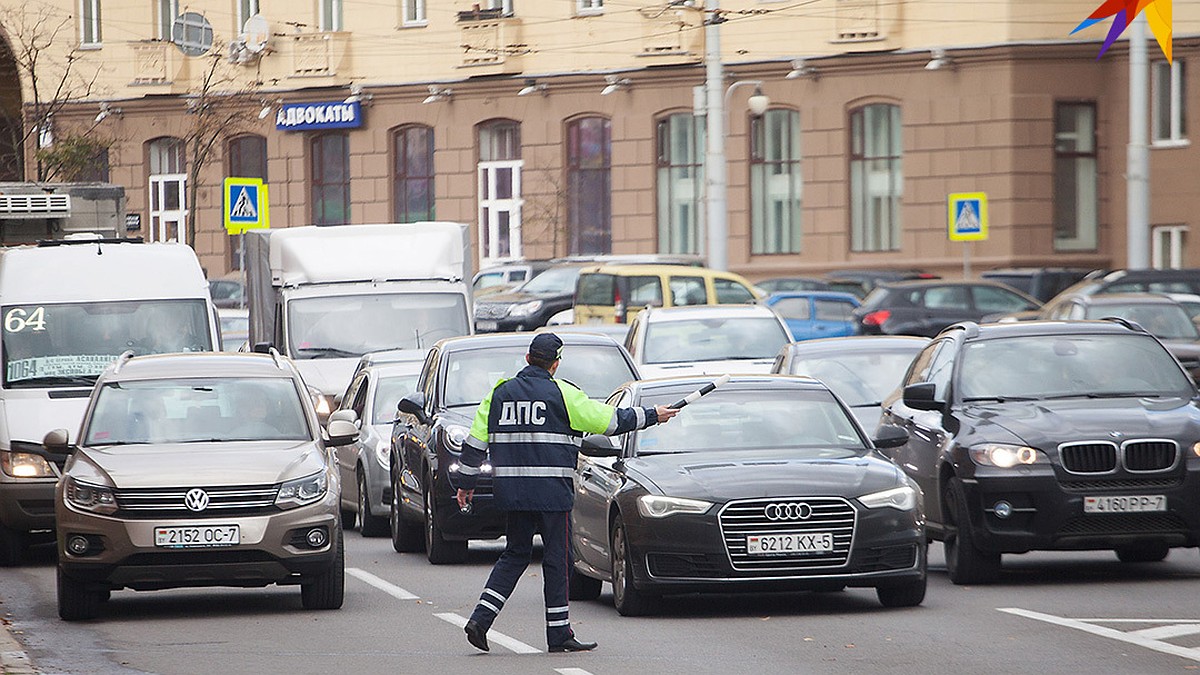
567, 116, 612, 256
1153, 224, 1188, 269
227, 135, 267, 270
393, 125, 435, 222
1152, 60, 1187, 145
478, 120, 522, 261
238, 0, 261, 28
402, 0, 427, 25
76, 148, 109, 182
656, 113, 705, 255
80, 0, 102, 46
751, 108, 802, 254
1054, 102, 1098, 251
157, 0, 178, 41
312, 132, 350, 226
148, 137, 186, 243
849, 103, 902, 252
320, 0, 343, 31
577, 0, 603, 15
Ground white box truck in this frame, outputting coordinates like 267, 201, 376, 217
0, 236, 221, 564
244, 223, 472, 411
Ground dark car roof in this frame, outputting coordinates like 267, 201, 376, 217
103, 352, 297, 381
783, 335, 930, 355
435, 331, 622, 353
947, 319, 1149, 341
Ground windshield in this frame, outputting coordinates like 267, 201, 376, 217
643, 317, 790, 364
3, 300, 212, 388
635, 388, 867, 456
789, 350, 922, 406
517, 266, 581, 295
288, 293, 468, 359
84, 377, 310, 445
443, 344, 635, 407
1082, 303, 1199, 341
373, 374, 419, 424
959, 334, 1196, 401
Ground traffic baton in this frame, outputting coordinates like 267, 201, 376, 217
668, 374, 731, 409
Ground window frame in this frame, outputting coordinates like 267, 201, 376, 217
750, 108, 803, 255
147, 137, 187, 244
237, 0, 261, 29
1053, 101, 1099, 252
157, 0, 178, 41
392, 125, 436, 223
577, 0, 603, 16
566, 115, 613, 256
311, 132, 351, 227
320, 0, 344, 32
477, 120, 523, 263
849, 103, 902, 253
1151, 60, 1187, 146
402, 0, 428, 26
655, 112, 705, 255
1152, 224, 1189, 269
80, 0, 102, 46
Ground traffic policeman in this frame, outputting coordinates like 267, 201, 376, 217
455, 332, 677, 653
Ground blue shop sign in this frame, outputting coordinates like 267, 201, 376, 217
275, 101, 362, 131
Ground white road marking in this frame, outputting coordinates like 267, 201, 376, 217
556, 669, 596, 675
346, 567, 420, 600
1132, 625, 1200, 640
999, 608, 1200, 663
434, 612, 542, 654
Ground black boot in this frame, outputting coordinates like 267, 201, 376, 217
549, 636, 597, 653
465, 619, 489, 652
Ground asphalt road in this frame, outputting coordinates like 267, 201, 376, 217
2, 533, 1200, 675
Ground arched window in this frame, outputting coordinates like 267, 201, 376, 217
750, 108, 802, 254
228, 134, 267, 180
567, 116, 612, 255
477, 120, 521, 261
849, 103, 902, 252
147, 137, 186, 243
656, 112, 704, 255
393, 125, 434, 222
311, 132, 350, 226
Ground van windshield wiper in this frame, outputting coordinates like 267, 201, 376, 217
294, 347, 360, 359
10, 375, 97, 387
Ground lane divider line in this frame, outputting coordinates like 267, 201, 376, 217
999, 607, 1200, 663
346, 567, 420, 600
556, 669, 597, 675
433, 612, 542, 654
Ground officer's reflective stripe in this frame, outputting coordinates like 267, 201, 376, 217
547, 619, 571, 627
488, 432, 581, 446
604, 411, 619, 434
484, 588, 507, 603
480, 599, 501, 614
456, 464, 481, 476
634, 406, 646, 429
492, 466, 574, 478
464, 435, 488, 452
546, 605, 569, 615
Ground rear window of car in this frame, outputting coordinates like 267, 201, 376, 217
714, 278, 755, 304
669, 277, 707, 305
627, 276, 663, 306
771, 297, 811, 320
814, 299, 855, 321
576, 273, 616, 304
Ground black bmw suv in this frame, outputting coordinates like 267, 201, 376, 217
880, 319, 1200, 584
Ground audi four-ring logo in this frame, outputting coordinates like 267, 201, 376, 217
184, 488, 210, 512
764, 502, 812, 521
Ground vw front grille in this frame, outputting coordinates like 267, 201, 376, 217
1059, 442, 1117, 474
719, 497, 855, 573
115, 484, 280, 518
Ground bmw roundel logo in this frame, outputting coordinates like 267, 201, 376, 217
184, 488, 210, 512
764, 502, 813, 521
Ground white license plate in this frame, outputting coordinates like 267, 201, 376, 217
154, 525, 240, 548
476, 320, 498, 331
1083, 495, 1166, 514
746, 531, 834, 555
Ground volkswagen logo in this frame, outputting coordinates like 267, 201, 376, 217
184, 488, 210, 512
764, 502, 812, 521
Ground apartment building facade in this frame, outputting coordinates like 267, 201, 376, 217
1, 0, 1197, 280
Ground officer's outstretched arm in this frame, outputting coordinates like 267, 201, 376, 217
556, 381, 659, 436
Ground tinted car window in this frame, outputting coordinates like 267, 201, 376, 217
973, 285, 1036, 313
373, 374, 419, 424
788, 350, 920, 406
628, 276, 663, 306
1082, 303, 1199, 340
643, 317, 791, 364
903, 342, 941, 386
519, 266, 581, 295
771, 297, 811, 320
670, 277, 707, 306
442, 344, 635, 407
714, 278, 755, 304
923, 286, 969, 310
814, 299, 855, 321
577, 273, 615, 304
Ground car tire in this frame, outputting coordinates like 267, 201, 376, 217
876, 545, 927, 607
569, 567, 603, 601
57, 566, 101, 621
0, 524, 23, 567
611, 517, 655, 616
424, 474, 467, 565
301, 527, 345, 610
1116, 543, 1170, 563
943, 480, 1001, 585
357, 471, 388, 538
340, 504, 357, 531
390, 473, 424, 553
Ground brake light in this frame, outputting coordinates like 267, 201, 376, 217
614, 288, 625, 324
863, 310, 891, 327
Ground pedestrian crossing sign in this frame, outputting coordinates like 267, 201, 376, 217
948, 192, 988, 242
223, 177, 269, 234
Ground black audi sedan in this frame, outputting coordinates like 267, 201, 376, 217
569, 375, 925, 615
880, 319, 1200, 585
390, 332, 638, 563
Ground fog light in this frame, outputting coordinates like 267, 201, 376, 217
306, 527, 328, 548
993, 501, 1013, 519
67, 535, 90, 556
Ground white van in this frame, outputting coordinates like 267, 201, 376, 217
0, 236, 220, 564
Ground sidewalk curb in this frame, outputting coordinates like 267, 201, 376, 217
0, 618, 36, 675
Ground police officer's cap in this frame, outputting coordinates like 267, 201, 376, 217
529, 333, 564, 361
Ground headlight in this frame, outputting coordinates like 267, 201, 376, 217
509, 300, 543, 318
276, 472, 328, 509
636, 495, 712, 518
64, 476, 117, 515
859, 485, 918, 511
374, 439, 390, 468
969, 443, 1042, 468
1, 451, 55, 478
444, 424, 469, 451
1192, 441, 1200, 459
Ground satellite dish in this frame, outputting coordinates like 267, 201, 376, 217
171, 12, 214, 57
241, 14, 270, 54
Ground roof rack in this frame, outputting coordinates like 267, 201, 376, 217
36, 236, 143, 247
112, 350, 135, 374
267, 346, 285, 369
1099, 316, 1147, 333
945, 321, 980, 339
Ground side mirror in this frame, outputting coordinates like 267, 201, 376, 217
872, 424, 909, 450
398, 392, 429, 425
580, 434, 620, 457
902, 382, 943, 411
43, 428, 70, 451
252, 341, 273, 354
325, 419, 359, 446
329, 409, 357, 423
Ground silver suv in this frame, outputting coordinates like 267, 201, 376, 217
51, 351, 358, 621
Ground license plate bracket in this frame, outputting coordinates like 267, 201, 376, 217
1083, 495, 1166, 514
745, 531, 834, 555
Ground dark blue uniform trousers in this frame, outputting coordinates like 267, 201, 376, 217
469, 510, 574, 647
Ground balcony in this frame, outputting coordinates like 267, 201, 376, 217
832, 0, 891, 43
457, 15, 525, 73
638, 5, 701, 62
290, 32, 350, 78
129, 41, 188, 87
